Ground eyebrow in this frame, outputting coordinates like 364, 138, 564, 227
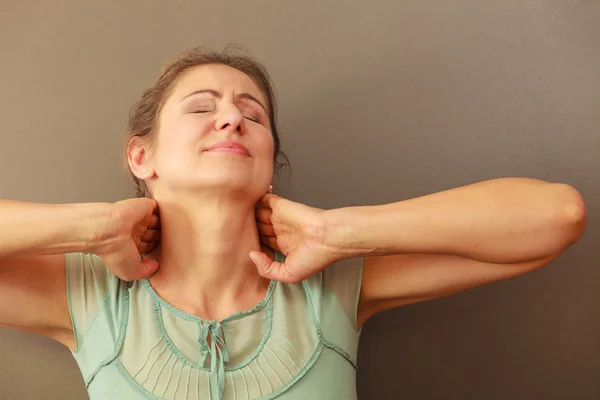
182, 89, 268, 114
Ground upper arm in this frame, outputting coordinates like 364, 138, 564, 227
0, 254, 73, 346
0, 252, 115, 352
357, 253, 555, 327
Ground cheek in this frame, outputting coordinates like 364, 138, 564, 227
250, 133, 275, 174
263, 137, 276, 174
155, 119, 209, 156
259, 132, 276, 157
163, 115, 213, 141
152, 136, 195, 173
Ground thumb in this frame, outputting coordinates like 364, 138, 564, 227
137, 258, 159, 279
120, 258, 159, 281
249, 251, 300, 283
128, 197, 158, 220
249, 251, 276, 276
103, 242, 159, 281
249, 251, 284, 281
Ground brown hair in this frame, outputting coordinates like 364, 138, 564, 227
123, 45, 289, 198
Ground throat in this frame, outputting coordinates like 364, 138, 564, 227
148, 272, 272, 322
144, 240, 277, 322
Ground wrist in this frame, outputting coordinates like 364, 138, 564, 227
323, 207, 373, 260
76, 202, 116, 254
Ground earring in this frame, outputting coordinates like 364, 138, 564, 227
142, 169, 148, 174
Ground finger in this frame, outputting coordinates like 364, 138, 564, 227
256, 193, 278, 208
142, 228, 160, 242
256, 221, 275, 237
259, 238, 280, 252
248, 251, 284, 280
260, 243, 273, 254
135, 259, 159, 279
147, 214, 160, 229
259, 235, 280, 251
255, 207, 273, 223
126, 251, 159, 280
135, 197, 158, 217
104, 243, 159, 281
139, 241, 157, 255
249, 251, 300, 283
140, 235, 160, 251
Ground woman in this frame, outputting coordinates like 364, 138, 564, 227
0, 46, 586, 399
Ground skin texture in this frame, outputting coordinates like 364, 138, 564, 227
252, 178, 586, 327
127, 64, 277, 321
0, 64, 587, 353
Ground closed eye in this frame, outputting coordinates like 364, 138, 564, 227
190, 108, 213, 114
244, 114, 262, 123
186, 100, 216, 114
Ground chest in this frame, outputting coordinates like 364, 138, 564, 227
72, 278, 360, 399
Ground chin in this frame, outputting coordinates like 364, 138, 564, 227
194, 175, 264, 195
195, 164, 271, 191
162, 163, 271, 197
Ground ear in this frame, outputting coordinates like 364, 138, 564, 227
127, 136, 154, 180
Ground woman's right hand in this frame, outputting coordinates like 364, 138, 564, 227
92, 198, 161, 281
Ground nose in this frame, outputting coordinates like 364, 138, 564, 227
215, 104, 246, 135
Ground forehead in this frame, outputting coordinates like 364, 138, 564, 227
169, 64, 267, 105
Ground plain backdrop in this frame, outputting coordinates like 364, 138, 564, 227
0, 1, 598, 399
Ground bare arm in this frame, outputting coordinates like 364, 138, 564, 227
0, 200, 110, 258
323, 178, 586, 326
0, 200, 111, 349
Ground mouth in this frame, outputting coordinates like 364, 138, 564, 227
203, 140, 251, 157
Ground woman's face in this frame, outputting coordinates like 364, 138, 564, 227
148, 64, 275, 201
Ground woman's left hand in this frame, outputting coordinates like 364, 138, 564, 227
251, 194, 340, 283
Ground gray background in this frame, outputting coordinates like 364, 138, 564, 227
1, 1, 598, 399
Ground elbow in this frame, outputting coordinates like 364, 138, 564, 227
554, 184, 587, 248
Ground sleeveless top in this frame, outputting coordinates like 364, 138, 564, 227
65, 252, 364, 399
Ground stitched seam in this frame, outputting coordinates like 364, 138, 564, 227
114, 344, 325, 400
322, 284, 355, 330
142, 278, 277, 323
303, 278, 358, 368
84, 281, 130, 388
64, 253, 80, 353
319, 338, 357, 369
153, 295, 275, 372
115, 359, 166, 399
261, 343, 324, 400
353, 257, 365, 331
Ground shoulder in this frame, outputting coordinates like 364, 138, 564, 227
65, 252, 129, 353
287, 256, 364, 330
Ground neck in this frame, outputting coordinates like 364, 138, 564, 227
148, 191, 270, 320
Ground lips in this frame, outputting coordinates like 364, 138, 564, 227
204, 140, 250, 157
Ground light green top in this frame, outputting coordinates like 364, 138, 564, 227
65, 252, 364, 399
